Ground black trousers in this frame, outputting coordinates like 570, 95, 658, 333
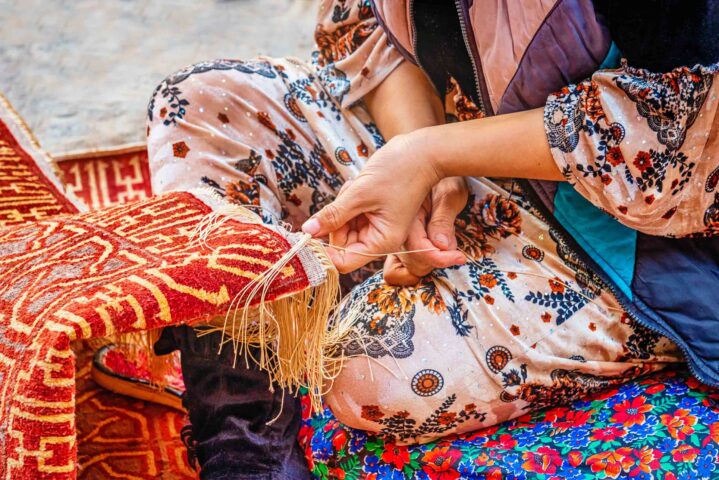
155, 326, 310, 480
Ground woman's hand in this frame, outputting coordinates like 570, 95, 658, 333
383, 177, 468, 285
301, 134, 443, 273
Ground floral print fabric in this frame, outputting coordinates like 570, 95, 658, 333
146, 50, 681, 446
300, 368, 719, 479
544, 62, 719, 237
144, 0, 695, 450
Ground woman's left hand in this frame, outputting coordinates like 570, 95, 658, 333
383, 176, 468, 285
301, 133, 452, 273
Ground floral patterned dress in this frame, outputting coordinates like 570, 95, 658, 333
144, 0, 719, 451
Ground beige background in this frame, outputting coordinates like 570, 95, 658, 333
1, 0, 316, 154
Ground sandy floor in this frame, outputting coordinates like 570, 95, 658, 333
1, 0, 315, 154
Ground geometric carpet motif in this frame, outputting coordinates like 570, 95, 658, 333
0, 96, 81, 227
0, 99, 320, 479
57, 146, 152, 211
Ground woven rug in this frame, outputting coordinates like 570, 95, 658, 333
0, 94, 330, 479
56, 146, 152, 211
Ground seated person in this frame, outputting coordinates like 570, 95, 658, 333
146, 0, 719, 477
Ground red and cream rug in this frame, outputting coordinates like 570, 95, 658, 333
0, 94, 330, 479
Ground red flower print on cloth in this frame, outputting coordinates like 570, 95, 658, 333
606, 146, 625, 166
301, 369, 719, 479
591, 426, 626, 442
421, 446, 462, 480
381, 445, 410, 471
611, 396, 653, 427
629, 446, 663, 476
172, 141, 190, 158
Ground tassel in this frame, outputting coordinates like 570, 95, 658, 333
144, 192, 350, 412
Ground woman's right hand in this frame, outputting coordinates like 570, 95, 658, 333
302, 133, 443, 274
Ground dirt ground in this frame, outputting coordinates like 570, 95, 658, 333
1, 0, 316, 154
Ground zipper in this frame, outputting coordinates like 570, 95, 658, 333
519, 179, 717, 387
452, 0, 493, 115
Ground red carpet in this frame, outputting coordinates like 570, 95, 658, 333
0, 94, 319, 479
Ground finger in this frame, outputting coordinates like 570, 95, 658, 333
398, 218, 435, 277
403, 222, 465, 274
402, 237, 465, 275
302, 193, 358, 238
326, 240, 379, 274
383, 254, 421, 286
428, 178, 468, 251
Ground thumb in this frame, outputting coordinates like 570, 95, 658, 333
427, 200, 462, 251
301, 196, 357, 238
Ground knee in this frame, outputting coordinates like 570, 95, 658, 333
146, 58, 278, 128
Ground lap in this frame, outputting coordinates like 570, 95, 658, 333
147, 57, 682, 445
326, 178, 681, 444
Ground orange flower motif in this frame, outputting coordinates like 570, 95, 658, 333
418, 278, 447, 314
479, 274, 498, 288
367, 285, 414, 317
630, 446, 663, 475
660, 408, 697, 440
708, 422, 719, 444
586, 447, 634, 478
437, 412, 457, 425
548, 277, 565, 294
421, 446, 462, 480
671, 444, 699, 462
606, 146, 625, 166
568, 451, 584, 468
172, 141, 190, 158
329, 467, 345, 479
611, 396, 653, 427
361, 405, 384, 422
633, 151, 653, 172
521, 446, 562, 474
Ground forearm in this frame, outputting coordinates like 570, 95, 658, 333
364, 61, 444, 139
416, 108, 564, 181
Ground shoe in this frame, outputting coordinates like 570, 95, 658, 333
91, 343, 186, 411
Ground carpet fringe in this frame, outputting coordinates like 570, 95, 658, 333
139, 196, 355, 412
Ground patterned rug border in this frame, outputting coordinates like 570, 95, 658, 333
0, 93, 86, 213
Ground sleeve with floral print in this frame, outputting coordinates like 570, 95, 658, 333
544, 62, 719, 237
314, 0, 405, 109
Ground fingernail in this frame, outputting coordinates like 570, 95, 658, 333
302, 218, 320, 236
434, 234, 449, 249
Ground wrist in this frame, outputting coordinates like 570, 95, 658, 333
405, 127, 446, 184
